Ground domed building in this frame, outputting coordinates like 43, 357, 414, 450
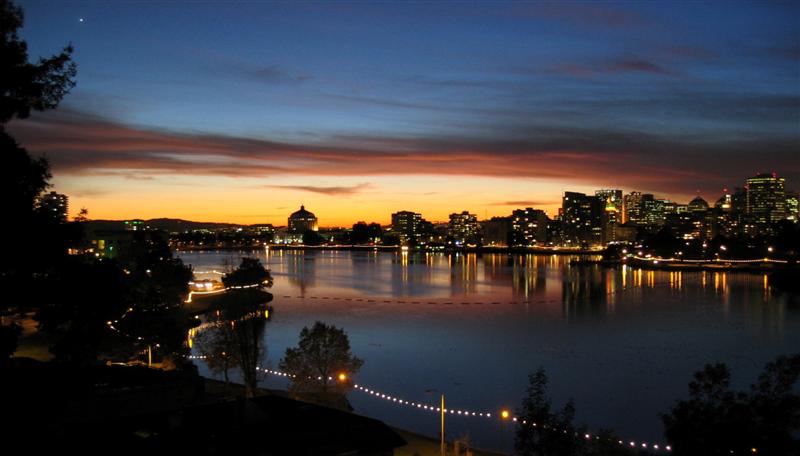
288, 205, 318, 234
715, 193, 732, 211
688, 196, 709, 212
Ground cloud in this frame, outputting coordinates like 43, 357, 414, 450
198, 52, 312, 84
549, 56, 678, 78
250, 65, 313, 84
491, 200, 560, 207
606, 58, 674, 75
6, 107, 799, 199
68, 188, 114, 198
264, 183, 373, 196
517, 3, 648, 29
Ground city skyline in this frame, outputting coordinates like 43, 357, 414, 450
7, 1, 800, 225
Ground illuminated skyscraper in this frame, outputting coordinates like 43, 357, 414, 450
511, 208, 548, 246
786, 191, 799, 222
561, 192, 602, 245
595, 189, 626, 244
746, 173, 786, 233
623, 192, 652, 225
37, 191, 68, 223
595, 189, 622, 212
643, 198, 670, 231
391, 210, 423, 245
448, 211, 479, 246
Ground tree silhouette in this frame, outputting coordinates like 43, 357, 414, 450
279, 321, 363, 395
1, 0, 77, 358
197, 258, 273, 397
662, 354, 800, 455
1, 0, 76, 124
222, 257, 272, 288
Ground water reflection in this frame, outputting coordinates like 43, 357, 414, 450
180, 249, 799, 451
449, 253, 477, 294
562, 264, 608, 320
192, 289, 272, 397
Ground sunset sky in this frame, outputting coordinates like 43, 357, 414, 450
8, 1, 800, 226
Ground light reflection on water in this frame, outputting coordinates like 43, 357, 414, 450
179, 249, 799, 452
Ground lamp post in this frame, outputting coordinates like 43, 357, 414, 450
440, 393, 445, 456
425, 389, 446, 456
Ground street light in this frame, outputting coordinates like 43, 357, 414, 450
425, 389, 446, 456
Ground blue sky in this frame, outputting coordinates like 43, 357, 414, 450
9, 1, 800, 224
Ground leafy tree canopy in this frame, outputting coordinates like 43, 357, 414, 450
663, 354, 800, 456
279, 321, 363, 394
1, 0, 76, 124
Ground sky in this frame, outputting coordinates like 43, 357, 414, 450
7, 0, 800, 226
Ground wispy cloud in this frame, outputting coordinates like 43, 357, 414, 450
250, 65, 313, 84
549, 56, 679, 78
491, 200, 559, 207
514, 3, 649, 29
264, 183, 373, 196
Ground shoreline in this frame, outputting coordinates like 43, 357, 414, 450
572, 258, 795, 273
175, 245, 600, 255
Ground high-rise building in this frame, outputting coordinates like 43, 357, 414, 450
448, 211, 479, 246
711, 191, 739, 238
511, 208, 548, 246
37, 191, 68, 223
595, 189, 622, 213
480, 217, 512, 247
643, 198, 670, 231
600, 197, 621, 244
746, 173, 786, 235
623, 192, 653, 225
391, 210, 423, 245
561, 192, 602, 245
786, 191, 799, 222
288, 205, 319, 233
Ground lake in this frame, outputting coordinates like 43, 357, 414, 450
178, 249, 799, 452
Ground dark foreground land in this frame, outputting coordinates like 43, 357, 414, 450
2, 358, 407, 456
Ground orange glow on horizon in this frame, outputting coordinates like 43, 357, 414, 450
53, 173, 700, 227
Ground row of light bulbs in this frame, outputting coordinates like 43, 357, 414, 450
250, 365, 673, 452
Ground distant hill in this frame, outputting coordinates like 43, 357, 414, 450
85, 218, 251, 233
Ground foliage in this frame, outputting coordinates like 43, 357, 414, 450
35, 258, 131, 364
195, 289, 272, 397
351, 222, 382, 244
0, 0, 76, 356
0, 0, 77, 124
34, 238, 194, 365
222, 257, 271, 288
302, 230, 325, 246
662, 354, 800, 456
197, 258, 273, 397
514, 368, 589, 456
279, 321, 363, 394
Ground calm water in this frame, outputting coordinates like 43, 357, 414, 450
179, 249, 800, 452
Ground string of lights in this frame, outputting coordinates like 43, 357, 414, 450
185, 282, 264, 303
629, 255, 787, 264
186, 307, 270, 348
247, 365, 673, 452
